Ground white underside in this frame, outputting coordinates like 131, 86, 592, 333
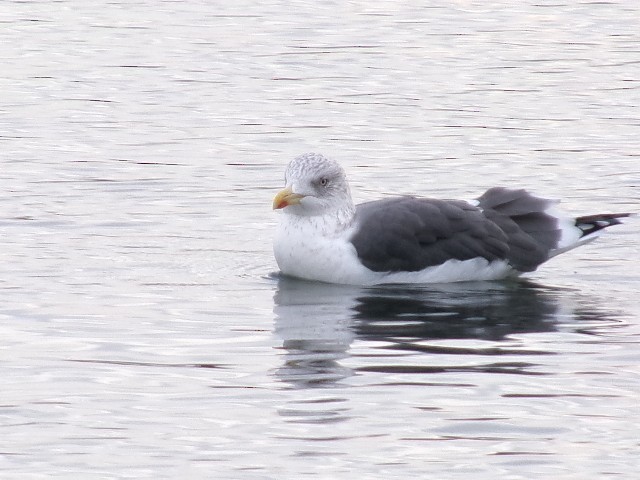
274, 213, 518, 286
546, 206, 598, 257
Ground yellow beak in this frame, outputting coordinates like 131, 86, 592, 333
273, 187, 305, 210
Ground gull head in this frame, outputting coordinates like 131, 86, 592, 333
273, 153, 355, 218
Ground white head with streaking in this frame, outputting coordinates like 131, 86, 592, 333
273, 153, 355, 222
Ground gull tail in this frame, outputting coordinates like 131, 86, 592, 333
476, 187, 632, 270
543, 211, 632, 259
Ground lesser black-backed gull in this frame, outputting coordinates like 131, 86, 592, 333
273, 153, 630, 285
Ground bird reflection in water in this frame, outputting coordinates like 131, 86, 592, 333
353, 282, 559, 342
273, 275, 617, 389
273, 277, 359, 388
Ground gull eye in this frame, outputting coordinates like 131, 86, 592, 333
319, 178, 329, 187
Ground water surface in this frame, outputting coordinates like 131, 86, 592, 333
2, 1, 639, 479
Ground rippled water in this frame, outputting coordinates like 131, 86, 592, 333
2, 1, 639, 478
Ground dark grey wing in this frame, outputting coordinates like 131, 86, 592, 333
477, 187, 562, 271
352, 188, 631, 275
350, 197, 510, 273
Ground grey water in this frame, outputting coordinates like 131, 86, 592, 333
2, 1, 639, 479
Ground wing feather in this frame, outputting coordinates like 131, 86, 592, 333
351, 197, 510, 273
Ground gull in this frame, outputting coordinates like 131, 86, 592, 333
273, 153, 630, 285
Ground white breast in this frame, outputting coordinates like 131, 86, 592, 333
274, 214, 372, 284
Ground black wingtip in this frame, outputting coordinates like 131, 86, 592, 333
575, 212, 632, 237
